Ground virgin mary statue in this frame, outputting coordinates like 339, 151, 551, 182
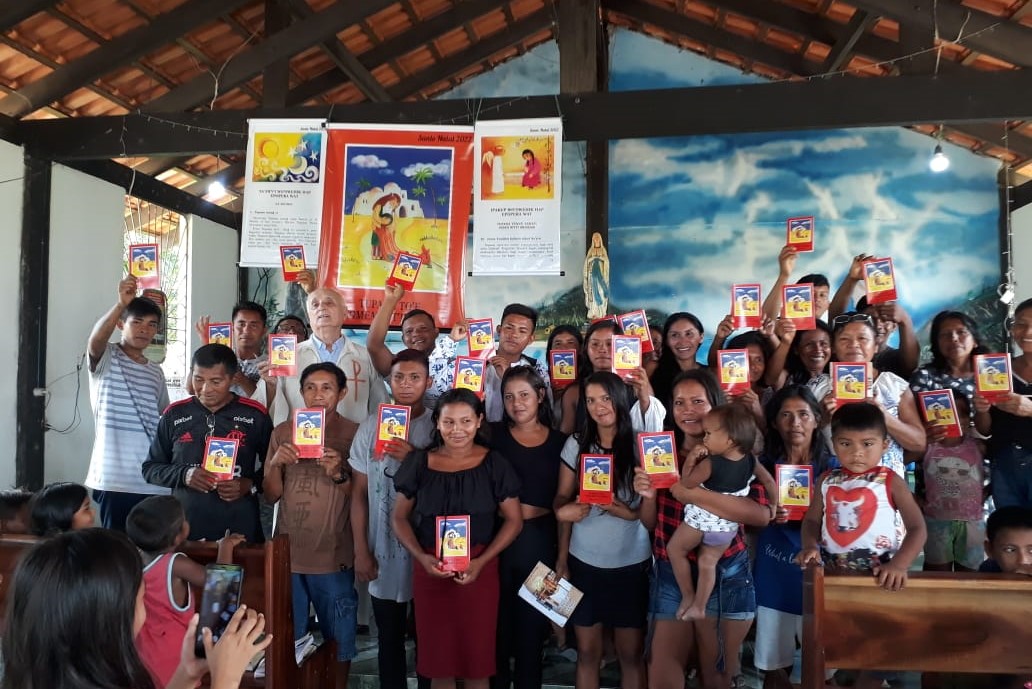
583, 232, 610, 320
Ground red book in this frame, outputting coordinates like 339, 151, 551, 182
717, 349, 750, 394
436, 515, 471, 573
203, 437, 238, 481
831, 363, 869, 407
637, 432, 679, 490
466, 318, 495, 358
207, 322, 232, 349
579, 454, 614, 505
786, 216, 814, 253
862, 257, 897, 304
374, 404, 410, 458
776, 464, 812, 521
128, 243, 160, 289
917, 389, 963, 439
385, 252, 422, 290
730, 283, 762, 329
279, 245, 306, 282
293, 408, 325, 459
549, 350, 578, 390
611, 336, 642, 380
617, 310, 653, 353
267, 334, 297, 376
974, 353, 1012, 403
781, 283, 816, 331
453, 357, 486, 398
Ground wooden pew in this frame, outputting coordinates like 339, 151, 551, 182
180, 535, 336, 689
802, 567, 1032, 689
0, 534, 38, 622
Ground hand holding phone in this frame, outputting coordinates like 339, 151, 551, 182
194, 563, 244, 658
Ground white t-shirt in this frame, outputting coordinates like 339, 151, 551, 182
86, 343, 170, 494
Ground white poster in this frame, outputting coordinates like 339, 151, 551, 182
240, 118, 327, 267
472, 118, 562, 275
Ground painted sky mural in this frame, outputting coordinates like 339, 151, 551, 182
249, 29, 1005, 353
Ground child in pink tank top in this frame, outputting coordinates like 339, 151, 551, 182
127, 496, 242, 688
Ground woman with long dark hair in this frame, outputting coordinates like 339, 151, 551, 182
490, 367, 568, 689
909, 310, 986, 412
752, 386, 832, 689
2, 528, 268, 689
764, 319, 833, 390
647, 312, 706, 413
392, 389, 523, 689
559, 320, 623, 434
546, 324, 584, 429
555, 368, 664, 689
633, 370, 773, 689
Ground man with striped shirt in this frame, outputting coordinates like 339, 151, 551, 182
85, 275, 171, 530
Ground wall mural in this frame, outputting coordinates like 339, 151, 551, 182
248, 29, 1006, 356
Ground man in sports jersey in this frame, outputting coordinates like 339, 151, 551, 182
142, 344, 272, 541
85, 275, 170, 530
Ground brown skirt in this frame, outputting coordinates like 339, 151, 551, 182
412, 546, 499, 679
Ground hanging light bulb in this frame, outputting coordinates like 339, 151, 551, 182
208, 180, 226, 198
929, 143, 950, 173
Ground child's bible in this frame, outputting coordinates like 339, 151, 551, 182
207, 322, 232, 348
611, 336, 641, 380
637, 431, 679, 490
436, 515, 471, 573
279, 245, 306, 282
974, 353, 1012, 403
731, 283, 762, 329
549, 350, 577, 389
717, 349, 750, 394
386, 252, 422, 290
617, 310, 653, 354
267, 334, 297, 376
781, 283, 816, 331
466, 319, 495, 358
579, 454, 614, 505
203, 437, 238, 481
453, 357, 486, 398
832, 363, 868, 407
129, 243, 160, 289
862, 257, 897, 304
374, 404, 410, 458
293, 408, 325, 459
776, 464, 812, 521
786, 216, 814, 253
917, 389, 963, 439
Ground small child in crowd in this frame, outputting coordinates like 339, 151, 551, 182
920, 395, 988, 572
127, 495, 243, 688
0, 489, 34, 534
979, 506, 1032, 575
29, 482, 95, 536
668, 404, 777, 620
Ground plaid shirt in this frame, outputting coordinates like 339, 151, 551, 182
652, 456, 770, 562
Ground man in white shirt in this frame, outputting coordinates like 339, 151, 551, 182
257, 288, 387, 424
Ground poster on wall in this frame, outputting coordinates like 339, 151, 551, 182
318, 123, 474, 327
240, 118, 327, 267
472, 118, 562, 276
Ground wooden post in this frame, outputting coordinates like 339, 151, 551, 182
16, 153, 51, 489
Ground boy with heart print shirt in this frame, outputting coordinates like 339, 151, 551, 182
797, 402, 926, 591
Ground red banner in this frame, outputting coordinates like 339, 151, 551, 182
318, 124, 473, 327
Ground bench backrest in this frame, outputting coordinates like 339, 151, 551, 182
803, 566, 1032, 684
180, 535, 294, 687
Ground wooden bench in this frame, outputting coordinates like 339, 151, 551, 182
180, 535, 336, 689
802, 566, 1032, 689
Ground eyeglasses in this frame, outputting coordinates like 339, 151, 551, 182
831, 312, 875, 330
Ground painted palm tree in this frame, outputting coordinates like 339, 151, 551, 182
410, 166, 441, 227
352, 177, 372, 218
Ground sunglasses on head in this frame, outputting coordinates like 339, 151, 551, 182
831, 312, 875, 330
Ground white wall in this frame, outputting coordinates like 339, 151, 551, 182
0, 141, 24, 487
44, 164, 125, 484
187, 215, 239, 359
1012, 203, 1032, 306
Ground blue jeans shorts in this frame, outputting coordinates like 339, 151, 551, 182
292, 569, 358, 661
648, 550, 756, 622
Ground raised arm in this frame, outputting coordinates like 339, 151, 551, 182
761, 246, 798, 321
829, 254, 873, 320
707, 315, 735, 369
764, 319, 796, 389
368, 284, 404, 376
88, 276, 137, 370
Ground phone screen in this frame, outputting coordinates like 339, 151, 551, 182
194, 563, 244, 658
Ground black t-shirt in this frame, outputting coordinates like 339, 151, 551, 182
141, 395, 272, 542
705, 454, 756, 493
488, 422, 567, 509
393, 448, 521, 551
989, 373, 1032, 455
873, 347, 911, 380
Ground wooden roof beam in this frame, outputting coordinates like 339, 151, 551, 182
277, 0, 391, 102
820, 10, 877, 75
286, 0, 507, 105
0, 0, 60, 33
143, 0, 397, 113
849, 0, 1032, 68
0, 0, 253, 118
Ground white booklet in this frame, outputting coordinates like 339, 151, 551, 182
517, 561, 584, 628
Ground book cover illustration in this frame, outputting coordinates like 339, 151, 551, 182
862, 257, 897, 304
467, 318, 495, 358
517, 561, 585, 628
129, 243, 160, 289
917, 389, 963, 439
786, 216, 814, 252
203, 437, 238, 481
293, 408, 325, 459
617, 310, 653, 354
267, 334, 297, 376
549, 350, 577, 389
731, 283, 762, 329
436, 515, 471, 573
776, 464, 812, 521
374, 404, 410, 457
638, 431, 679, 489
579, 454, 614, 505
